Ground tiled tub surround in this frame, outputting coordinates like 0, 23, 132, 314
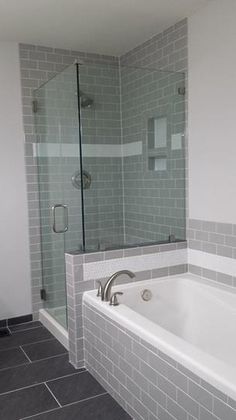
188, 219, 236, 288
65, 241, 187, 368
83, 276, 236, 420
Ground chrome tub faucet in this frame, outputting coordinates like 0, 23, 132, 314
101, 270, 135, 302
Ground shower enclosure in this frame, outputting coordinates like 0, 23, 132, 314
34, 61, 186, 330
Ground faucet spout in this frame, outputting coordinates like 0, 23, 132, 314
102, 270, 135, 302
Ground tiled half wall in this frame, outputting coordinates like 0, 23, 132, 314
65, 242, 187, 368
84, 301, 236, 420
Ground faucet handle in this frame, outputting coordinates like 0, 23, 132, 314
109, 292, 123, 306
96, 280, 104, 298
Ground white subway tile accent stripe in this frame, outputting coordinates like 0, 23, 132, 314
188, 249, 236, 278
83, 249, 187, 280
33, 141, 143, 158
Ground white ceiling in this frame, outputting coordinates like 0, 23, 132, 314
0, 0, 211, 56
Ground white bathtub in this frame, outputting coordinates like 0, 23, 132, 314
83, 273, 236, 400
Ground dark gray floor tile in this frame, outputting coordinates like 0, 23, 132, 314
47, 371, 105, 405
0, 384, 58, 420
22, 338, 67, 361
0, 354, 76, 394
0, 327, 53, 351
22, 393, 131, 420
0, 347, 29, 370
9, 321, 42, 333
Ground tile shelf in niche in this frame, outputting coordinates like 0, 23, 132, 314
147, 148, 167, 157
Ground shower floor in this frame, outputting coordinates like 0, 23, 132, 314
39, 307, 68, 350
47, 306, 67, 329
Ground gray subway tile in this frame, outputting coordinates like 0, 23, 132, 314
201, 221, 216, 233
158, 350, 177, 368
126, 377, 141, 400
189, 381, 213, 411
202, 242, 217, 254
141, 390, 158, 416
213, 398, 236, 420
228, 397, 236, 410
152, 267, 169, 279
167, 397, 188, 420
216, 245, 233, 258
149, 383, 166, 407
225, 236, 236, 248
167, 366, 188, 392
169, 264, 187, 276
200, 406, 220, 420
200, 380, 227, 402
104, 249, 124, 259
177, 364, 201, 384
196, 231, 209, 241
158, 405, 176, 420
148, 352, 169, 378
118, 330, 132, 351
133, 368, 149, 393
157, 375, 177, 400
84, 252, 104, 263
140, 361, 158, 386
216, 272, 233, 286
124, 247, 142, 257
202, 268, 217, 281
209, 233, 225, 245
132, 340, 149, 363
216, 223, 233, 235
189, 219, 202, 230
177, 389, 199, 418
188, 264, 202, 276
189, 240, 202, 251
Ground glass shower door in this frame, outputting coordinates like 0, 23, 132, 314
34, 64, 83, 328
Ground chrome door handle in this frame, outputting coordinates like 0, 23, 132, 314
52, 204, 68, 233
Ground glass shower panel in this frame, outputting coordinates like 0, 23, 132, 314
120, 65, 186, 245
34, 64, 83, 328
78, 63, 124, 251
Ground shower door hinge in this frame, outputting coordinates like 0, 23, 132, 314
32, 99, 38, 113
40, 288, 47, 301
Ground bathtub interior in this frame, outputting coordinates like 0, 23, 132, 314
114, 275, 236, 367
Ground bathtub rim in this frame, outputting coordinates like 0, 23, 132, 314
83, 273, 236, 401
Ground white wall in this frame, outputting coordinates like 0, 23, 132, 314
0, 42, 32, 319
188, 0, 236, 223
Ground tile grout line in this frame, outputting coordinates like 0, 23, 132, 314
20, 346, 32, 363
20, 391, 109, 420
44, 382, 62, 408
0, 351, 69, 373
10, 326, 42, 334
0, 361, 30, 372
0, 370, 86, 396
0, 336, 56, 352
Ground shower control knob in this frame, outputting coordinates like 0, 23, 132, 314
109, 292, 123, 306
